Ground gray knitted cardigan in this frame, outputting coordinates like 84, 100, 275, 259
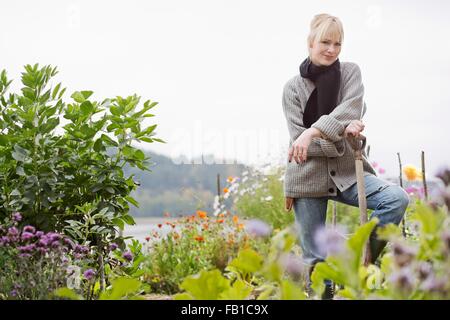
282, 61, 376, 198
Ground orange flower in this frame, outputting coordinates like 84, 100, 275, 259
173, 232, 180, 240
202, 223, 209, 230
194, 235, 204, 242
227, 176, 234, 183
403, 165, 423, 181
217, 219, 224, 224
223, 187, 229, 194
237, 223, 245, 230
157, 224, 162, 228
218, 213, 225, 218
232, 215, 239, 224
196, 210, 208, 219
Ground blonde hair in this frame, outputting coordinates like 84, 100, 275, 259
307, 14, 344, 47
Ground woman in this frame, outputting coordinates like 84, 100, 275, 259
282, 14, 409, 298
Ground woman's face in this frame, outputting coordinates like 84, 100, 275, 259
309, 37, 341, 66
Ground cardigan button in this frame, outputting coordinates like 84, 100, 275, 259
330, 170, 336, 176
328, 188, 334, 193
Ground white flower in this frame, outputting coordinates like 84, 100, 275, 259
264, 196, 273, 201
66, 265, 81, 290
213, 195, 220, 210
239, 189, 247, 196
224, 193, 230, 199
242, 176, 248, 183
213, 209, 221, 216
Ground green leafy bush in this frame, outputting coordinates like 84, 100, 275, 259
0, 64, 164, 289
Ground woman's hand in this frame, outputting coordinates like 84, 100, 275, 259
344, 120, 365, 138
288, 128, 321, 163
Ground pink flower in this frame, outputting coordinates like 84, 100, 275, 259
371, 162, 378, 168
378, 168, 386, 174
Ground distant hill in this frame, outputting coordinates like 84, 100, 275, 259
124, 151, 249, 217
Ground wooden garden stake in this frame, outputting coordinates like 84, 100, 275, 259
421, 151, 428, 201
397, 152, 406, 237
347, 134, 371, 266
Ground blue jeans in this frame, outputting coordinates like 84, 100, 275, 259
293, 174, 410, 268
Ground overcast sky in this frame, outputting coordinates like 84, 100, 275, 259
2, 0, 449, 179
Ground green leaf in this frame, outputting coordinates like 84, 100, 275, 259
53, 287, 83, 300
174, 293, 193, 300
151, 138, 166, 143
99, 277, 141, 300
106, 123, 120, 132
81, 90, 93, 100
16, 166, 26, 176
52, 83, 61, 100
179, 270, 230, 300
219, 279, 252, 300
134, 149, 145, 161
125, 196, 139, 208
121, 214, 136, 225
93, 138, 104, 152
105, 187, 115, 194
10, 189, 21, 196
229, 248, 263, 274
21, 87, 36, 100
347, 219, 378, 270
110, 106, 122, 116
71, 91, 86, 103
80, 101, 94, 115
280, 280, 306, 300
12, 144, 29, 162
101, 134, 118, 146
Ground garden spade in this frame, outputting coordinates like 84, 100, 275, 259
347, 133, 371, 266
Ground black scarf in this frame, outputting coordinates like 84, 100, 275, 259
299, 57, 341, 128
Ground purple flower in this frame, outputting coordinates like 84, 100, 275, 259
392, 242, 417, 267
75, 244, 89, 254
12, 212, 22, 222
389, 267, 415, 291
51, 241, 60, 248
83, 269, 96, 281
21, 232, 34, 241
48, 232, 62, 243
109, 243, 119, 251
245, 219, 272, 238
18, 244, 35, 252
1, 236, 10, 245
19, 253, 32, 258
7, 227, 19, 237
35, 231, 44, 237
420, 276, 447, 293
63, 238, 75, 250
280, 253, 304, 280
22, 225, 36, 234
416, 262, 433, 281
314, 225, 347, 257
436, 166, 450, 187
38, 238, 50, 247
10, 289, 18, 297
123, 251, 133, 261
